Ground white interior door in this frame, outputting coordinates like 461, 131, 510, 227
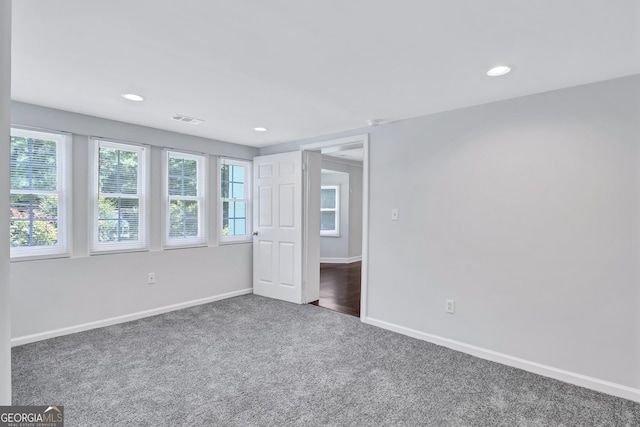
253, 151, 303, 303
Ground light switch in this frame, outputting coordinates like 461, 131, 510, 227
391, 208, 399, 221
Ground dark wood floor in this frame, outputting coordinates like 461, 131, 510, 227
310, 261, 361, 317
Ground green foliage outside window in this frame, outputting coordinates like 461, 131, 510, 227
97, 197, 139, 242
10, 195, 59, 247
169, 200, 199, 238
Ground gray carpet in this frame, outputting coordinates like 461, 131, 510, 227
12, 295, 640, 426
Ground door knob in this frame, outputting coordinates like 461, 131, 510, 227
252, 231, 258, 236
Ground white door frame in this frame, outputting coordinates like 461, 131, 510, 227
301, 133, 370, 321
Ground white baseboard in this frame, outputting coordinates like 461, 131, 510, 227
11, 288, 253, 347
365, 316, 640, 403
320, 256, 362, 264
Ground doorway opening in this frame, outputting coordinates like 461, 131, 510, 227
303, 135, 368, 318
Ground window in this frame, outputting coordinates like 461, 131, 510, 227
220, 158, 250, 242
10, 128, 70, 259
320, 185, 339, 236
165, 151, 207, 247
92, 139, 148, 253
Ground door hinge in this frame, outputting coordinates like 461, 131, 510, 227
302, 162, 307, 171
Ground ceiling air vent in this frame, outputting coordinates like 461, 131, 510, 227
171, 114, 204, 125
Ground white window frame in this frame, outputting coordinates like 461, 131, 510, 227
219, 157, 251, 243
10, 127, 72, 260
164, 150, 207, 248
90, 139, 150, 254
320, 185, 340, 237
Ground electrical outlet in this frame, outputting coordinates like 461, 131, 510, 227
446, 299, 455, 314
148, 273, 156, 284
391, 208, 399, 221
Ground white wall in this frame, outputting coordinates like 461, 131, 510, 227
261, 75, 640, 396
367, 75, 640, 391
10, 102, 258, 340
0, 0, 12, 405
320, 158, 363, 262
11, 245, 252, 339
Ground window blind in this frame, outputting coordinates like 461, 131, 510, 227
166, 150, 207, 247
92, 139, 149, 253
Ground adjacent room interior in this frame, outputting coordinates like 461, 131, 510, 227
1, 1, 639, 425
311, 146, 364, 317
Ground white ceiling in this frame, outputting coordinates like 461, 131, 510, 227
11, 1, 640, 147
322, 146, 364, 163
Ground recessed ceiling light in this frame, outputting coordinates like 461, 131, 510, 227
253, 127, 268, 132
487, 65, 512, 77
121, 93, 145, 102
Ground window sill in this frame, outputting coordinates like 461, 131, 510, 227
164, 243, 209, 250
218, 239, 252, 245
10, 253, 71, 263
90, 247, 150, 256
